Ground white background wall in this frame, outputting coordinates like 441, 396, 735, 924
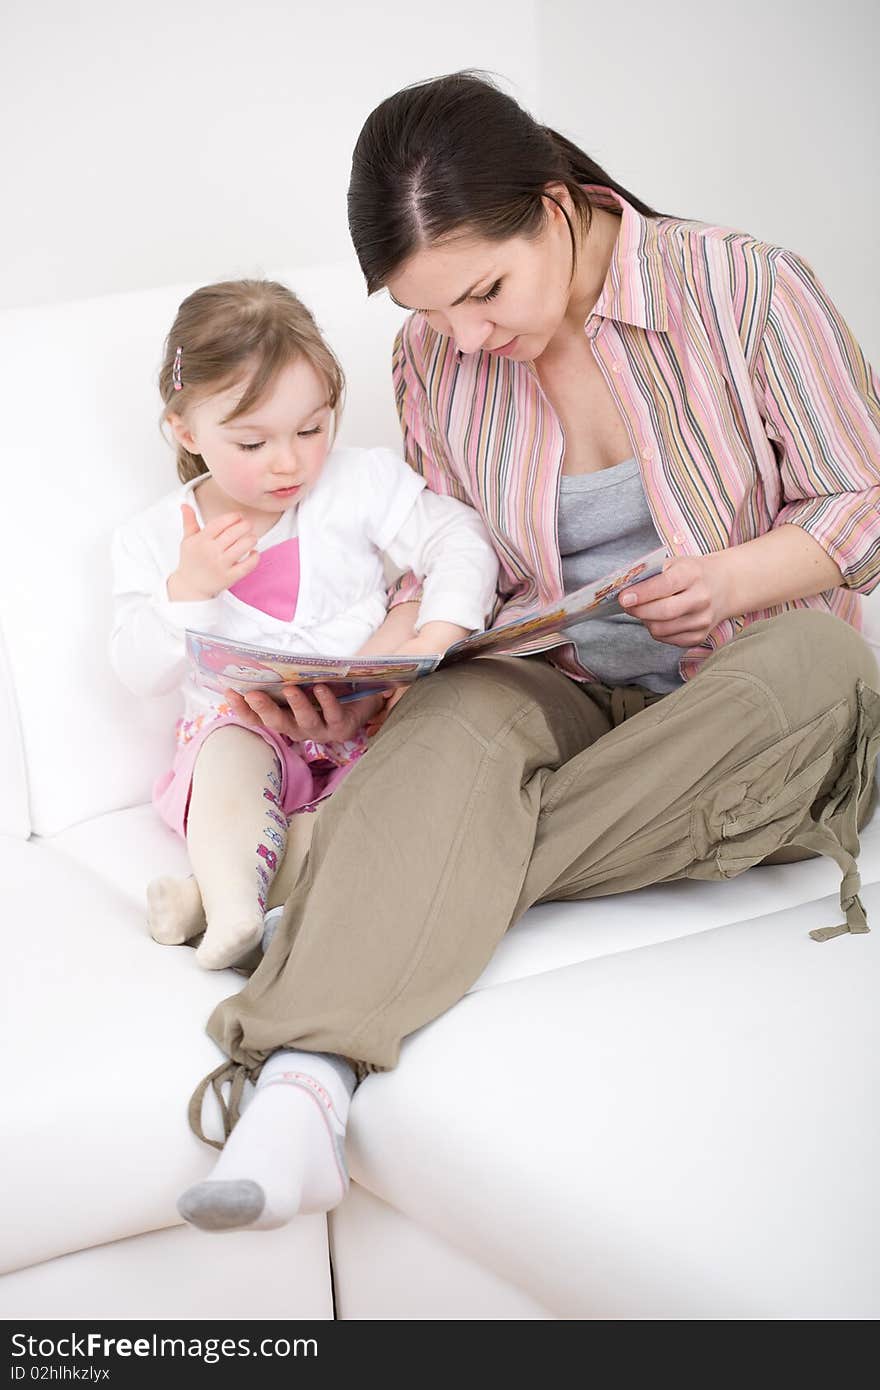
538, 0, 880, 362
1, 0, 877, 360
0, 0, 537, 307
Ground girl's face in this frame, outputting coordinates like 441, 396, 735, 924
385, 197, 575, 361
169, 357, 332, 520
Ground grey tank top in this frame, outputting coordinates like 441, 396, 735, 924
557, 457, 683, 694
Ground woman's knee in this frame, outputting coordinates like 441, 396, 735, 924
384, 655, 577, 743
709, 609, 878, 717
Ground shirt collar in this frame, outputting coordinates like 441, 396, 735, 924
584, 185, 669, 333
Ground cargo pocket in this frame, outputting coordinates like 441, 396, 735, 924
688, 680, 880, 940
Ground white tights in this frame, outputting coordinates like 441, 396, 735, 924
148, 725, 288, 969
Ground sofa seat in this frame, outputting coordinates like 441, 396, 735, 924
0, 836, 331, 1285
342, 879, 880, 1320
0, 1221, 333, 1322
7, 788, 873, 1315
49, 786, 880, 994
2, 259, 877, 1320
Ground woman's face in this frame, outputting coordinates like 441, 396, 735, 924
385, 200, 575, 361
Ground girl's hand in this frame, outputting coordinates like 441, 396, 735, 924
392, 620, 470, 660
167, 504, 260, 602
618, 553, 733, 646
371, 621, 471, 721
224, 684, 387, 743
353, 601, 421, 657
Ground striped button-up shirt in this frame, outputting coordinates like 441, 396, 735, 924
391, 187, 880, 682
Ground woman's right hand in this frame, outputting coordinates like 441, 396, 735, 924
224, 683, 387, 743
167, 503, 260, 601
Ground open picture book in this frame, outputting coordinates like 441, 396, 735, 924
186, 544, 669, 704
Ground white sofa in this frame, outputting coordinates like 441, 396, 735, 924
1, 259, 878, 1321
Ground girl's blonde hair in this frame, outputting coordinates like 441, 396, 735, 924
159, 279, 345, 483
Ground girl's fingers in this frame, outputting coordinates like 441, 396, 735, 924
217, 521, 258, 553
204, 512, 244, 539
229, 548, 260, 572
180, 503, 201, 538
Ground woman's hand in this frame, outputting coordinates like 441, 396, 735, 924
224, 684, 386, 743
619, 553, 734, 646
223, 619, 470, 739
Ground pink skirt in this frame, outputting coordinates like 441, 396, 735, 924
153, 710, 367, 839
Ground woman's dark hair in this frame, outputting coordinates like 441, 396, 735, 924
348, 71, 661, 293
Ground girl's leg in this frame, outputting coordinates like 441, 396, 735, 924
147, 875, 205, 945
202, 611, 879, 1076
147, 802, 322, 949
186, 725, 289, 970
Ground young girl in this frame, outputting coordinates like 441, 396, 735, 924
110, 279, 499, 973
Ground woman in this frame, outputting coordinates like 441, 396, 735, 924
177, 73, 880, 1233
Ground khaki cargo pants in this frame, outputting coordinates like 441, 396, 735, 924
195, 611, 880, 1135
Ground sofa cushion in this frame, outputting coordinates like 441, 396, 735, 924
347, 879, 880, 1319
49, 804, 190, 914
0, 627, 29, 839
0, 1219, 333, 1321
862, 588, 880, 653
12, 793, 880, 1279
0, 260, 406, 836
0, 837, 243, 1272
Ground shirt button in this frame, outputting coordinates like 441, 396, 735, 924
611, 362, 622, 374
641, 447, 653, 461
672, 532, 684, 544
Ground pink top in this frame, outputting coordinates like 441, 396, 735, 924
391, 186, 880, 682
228, 537, 301, 621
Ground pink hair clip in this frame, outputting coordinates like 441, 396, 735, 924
172, 345, 183, 391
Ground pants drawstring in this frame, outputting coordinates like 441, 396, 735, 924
794, 826, 868, 941
610, 686, 648, 727
795, 680, 880, 942
187, 1058, 264, 1149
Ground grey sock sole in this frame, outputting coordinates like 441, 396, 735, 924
177, 1179, 266, 1232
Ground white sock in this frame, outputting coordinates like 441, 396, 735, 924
177, 1051, 356, 1232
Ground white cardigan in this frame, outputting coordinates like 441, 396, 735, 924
110, 445, 499, 717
